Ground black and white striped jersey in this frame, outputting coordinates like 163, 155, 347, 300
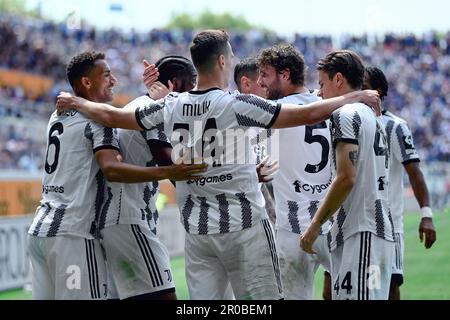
272, 92, 332, 235
28, 109, 119, 239
97, 95, 168, 234
135, 88, 281, 235
328, 103, 395, 251
382, 111, 420, 233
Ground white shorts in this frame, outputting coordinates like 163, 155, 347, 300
331, 231, 394, 300
27, 235, 107, 300
185, 219, 283, 300
100, 224, 175, 299
392, 232, 404, 275
276, 229, 331, 300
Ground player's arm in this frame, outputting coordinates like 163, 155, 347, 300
272, 90, 380, 128
56, 92, 143, 130
300, 142, 358, 253
95, 148, 206, 183
404, 161, 436, 248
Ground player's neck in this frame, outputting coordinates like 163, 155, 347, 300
195, 73, 227, 91
282, 84, 308, 97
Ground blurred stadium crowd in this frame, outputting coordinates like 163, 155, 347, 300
1, 13, 450, 172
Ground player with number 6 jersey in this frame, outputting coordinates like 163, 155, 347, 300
55, 31, 381, 300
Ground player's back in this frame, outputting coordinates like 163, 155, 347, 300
28, 109, 117, 239
328, 103, 394, 251
381, 110, 420, 232
160, 88, 280, 235
272, 91, 332, 234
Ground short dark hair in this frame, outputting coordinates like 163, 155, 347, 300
155, 55, 197, 87
233, 57, 259, 91
364, 66, 389, 100
66, 51, 105, 89
190, 30, 230, 72
316, 50, 365, 89
257, 44, 306, 86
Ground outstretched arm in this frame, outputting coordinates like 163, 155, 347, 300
404, 162, 436, 248
300, 142, 358, 253
272, 90, 380, 128
56, 92, 143, 130
95, 148, 207, 183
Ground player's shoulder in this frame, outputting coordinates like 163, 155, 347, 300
277, 91, 320, 105
382, 110, 408, 126
333, 102, 366, 116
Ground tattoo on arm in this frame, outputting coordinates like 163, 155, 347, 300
349, 150, 358, 166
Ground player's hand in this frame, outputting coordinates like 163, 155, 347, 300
300, 223, 320, 254
149, 80, 173, 100
142, 59, 159, 90
56, 91, 83, 111
419, 217, 436, 249
160, 163, 208, 181
358, 90, 381, 116
256, 156, 279, 183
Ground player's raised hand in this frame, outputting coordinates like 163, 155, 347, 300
256, 156, 279, 183
300, 224, 320, 254
148, 80, 173, 100
142, 59, 159, 90
419, 217, 437, 249
358, 89, 381, 116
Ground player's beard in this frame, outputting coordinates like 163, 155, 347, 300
266, 78, 283, 100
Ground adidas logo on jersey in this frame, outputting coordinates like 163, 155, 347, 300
187, 173, 233, 186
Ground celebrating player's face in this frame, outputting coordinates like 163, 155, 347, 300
318, 70, 339, 99
88, 60, 117, 103
258, 64, 283, 100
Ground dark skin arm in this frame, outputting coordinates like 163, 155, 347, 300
404, 161, 436, 248
147, 139, 177, 187
95, 148, 206, 183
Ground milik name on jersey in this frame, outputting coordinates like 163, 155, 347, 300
293, 176, 332, 194
182, 101, 211, 116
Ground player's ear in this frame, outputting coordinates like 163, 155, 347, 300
335, 72, 344, 88
282, 68, 290, 81
240, 76, 250, 90
218, 54, 226, 69
80, 76, 91, 89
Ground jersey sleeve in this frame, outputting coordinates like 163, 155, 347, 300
393, 121, 420, 164
85, 121, 120, 153
330, 106, 361, 145
229, 93, 281, 129
142, 123, 170, 144
134, 98, 166, 131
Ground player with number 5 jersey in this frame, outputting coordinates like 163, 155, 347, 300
55, 31, 381, 300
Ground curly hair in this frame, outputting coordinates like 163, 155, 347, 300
257, 44, 306, 86
66, 51, 105, 89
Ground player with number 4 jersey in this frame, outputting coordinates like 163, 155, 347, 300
300, 50, 394, 300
